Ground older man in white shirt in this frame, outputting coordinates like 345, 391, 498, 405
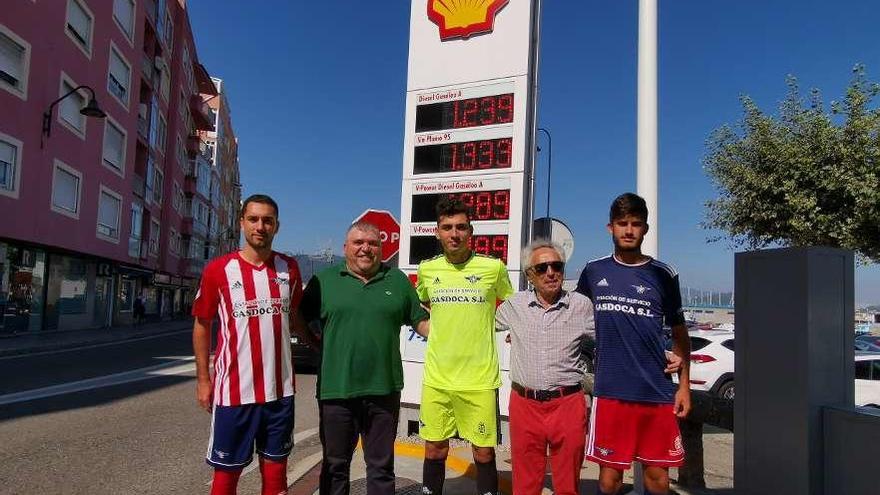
496, 240, 595, 495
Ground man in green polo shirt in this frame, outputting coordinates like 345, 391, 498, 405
295, 221, 429, 495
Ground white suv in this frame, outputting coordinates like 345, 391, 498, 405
685, 330, 735, 399
855, 351, 880, 409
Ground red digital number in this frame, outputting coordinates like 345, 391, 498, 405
480, 97, 496, 125
493, 190, 510, 219
496, 95, 514, 123
477, 140, 494, 169
449, 138, 512, 171
474, 192, 492, 220
497, 138, 512, 167
491, 235, 508, 262
451, 95, 514, 129
472, 235, 491, 257
469, 235, 508, 262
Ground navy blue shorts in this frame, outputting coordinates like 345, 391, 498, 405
206, 396, 295, 470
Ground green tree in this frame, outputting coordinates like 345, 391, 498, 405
703, 65, 880, 263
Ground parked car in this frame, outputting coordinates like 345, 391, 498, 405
291, 322, 321, 371
855, 351, 880, 409
854, 338, 880, 352
679, 330, 736, 399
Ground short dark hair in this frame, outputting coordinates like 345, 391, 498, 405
609, 192, 648, 222
435, 197, 471, 223
240, 194, 279, 218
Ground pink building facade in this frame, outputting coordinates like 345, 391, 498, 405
0, 0, 240, 333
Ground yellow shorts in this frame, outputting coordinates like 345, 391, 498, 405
418, 384, 499, 447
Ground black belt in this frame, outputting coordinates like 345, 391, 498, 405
511, 382, 582, 402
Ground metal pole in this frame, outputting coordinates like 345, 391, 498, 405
524, 0, 543, 255
633, 3, 658, 492
538, 127, 552, 239
637, 0, 658, 259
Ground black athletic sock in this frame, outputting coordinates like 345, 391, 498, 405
422, 458, 446, 495
596, 487, 618, 495
475, 459, 498, 495
645, 491, 667, 495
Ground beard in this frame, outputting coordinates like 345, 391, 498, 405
613, 237, 642, 252
246, 235, 271, 250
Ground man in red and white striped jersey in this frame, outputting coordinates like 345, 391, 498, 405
192, 194, 303, 495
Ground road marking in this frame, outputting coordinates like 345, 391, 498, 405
206, 426, 322, 485
0, 328, 192, 361
287, 452, 323, 485
0, 357, 196, 405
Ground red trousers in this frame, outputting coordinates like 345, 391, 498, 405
508, 390, 588, 495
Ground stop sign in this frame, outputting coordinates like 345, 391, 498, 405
353, 209, 400, 263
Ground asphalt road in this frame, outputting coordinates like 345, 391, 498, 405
0, 333, 321, 495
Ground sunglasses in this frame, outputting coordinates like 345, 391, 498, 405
531, 261, 565, 274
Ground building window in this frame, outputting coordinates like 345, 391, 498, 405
51, 160, 81, 218
152, 166, 163, 204
0, 27, 30, 99
156, 113, 167, 153
112, 0, 135, 42
128, 201, 143, 257
172, 181, 181, 213
102, 117, 126, 174
176, 136, 186, 171
65, 0, 94, 58
182, 46, 193, 91
164, 10, 173, 52
144, 157, 155, 205
159, 63, 170, 102
169, 227, 179, 255
178, 90, 187, 122
119, 279, 134, 311
97, 186, 122, 241
0, 133, 22, 198
58, 74, 87, 137
108, 43, 131, 107
149, 218, 160, 256
197, 159, 210, 197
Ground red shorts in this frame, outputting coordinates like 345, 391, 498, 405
585, 397, 684, 469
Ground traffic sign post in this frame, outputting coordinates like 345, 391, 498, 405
353, 209, 400, 263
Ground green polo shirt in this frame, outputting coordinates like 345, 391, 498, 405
300, 262, 428, 400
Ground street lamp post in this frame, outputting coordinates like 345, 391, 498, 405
41, 85, 106, 148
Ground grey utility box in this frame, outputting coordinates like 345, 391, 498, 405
734, 247, 854, 495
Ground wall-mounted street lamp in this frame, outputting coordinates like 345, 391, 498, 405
41, 85, 106, 148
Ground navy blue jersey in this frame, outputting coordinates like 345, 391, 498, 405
575, 255, 685, 403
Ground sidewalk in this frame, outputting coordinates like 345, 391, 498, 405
0, 318, 192, 358
285, 433, 734, 495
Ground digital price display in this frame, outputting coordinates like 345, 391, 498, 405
409, 234, 509, 265
411, 190, 510, 223
415, 94, 514, 132
414, 137, 512, 175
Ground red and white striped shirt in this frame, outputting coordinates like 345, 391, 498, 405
192, 251, 303, 406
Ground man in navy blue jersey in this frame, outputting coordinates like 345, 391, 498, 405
576, 192, 691, 495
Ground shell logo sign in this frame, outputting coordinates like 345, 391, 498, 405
427, 0, 510, 40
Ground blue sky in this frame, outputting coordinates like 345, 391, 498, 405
187, 1, 880, 305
